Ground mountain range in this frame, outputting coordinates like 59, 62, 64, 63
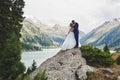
81, 18, 120, 50
21, 16, 85, 51
21, 16, 120, 51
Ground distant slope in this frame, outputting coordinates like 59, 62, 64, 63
21, 17, 66, 51
81, 18, 120, 50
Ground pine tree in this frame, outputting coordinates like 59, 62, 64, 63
0, 0, 25, 80
27, 60, 37, 75
31, 60, 37, 71
103, 43, 110, 54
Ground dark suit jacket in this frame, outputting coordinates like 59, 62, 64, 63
73, 22, 79, 34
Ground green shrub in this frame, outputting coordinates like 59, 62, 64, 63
0, 78, 2, 80
80, 45, 114, 67
16, 74, 29, 80
116, 56, 120, 65
34, 69, 48, 80
16, 60, 37, 80
86, 71, 95, 80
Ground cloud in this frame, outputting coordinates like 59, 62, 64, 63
24, 0, 120, 33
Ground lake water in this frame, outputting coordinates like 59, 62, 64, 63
21, 48, 60, 69
21, 48, 115, 69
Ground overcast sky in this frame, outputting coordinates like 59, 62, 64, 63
24, 0, 120, 33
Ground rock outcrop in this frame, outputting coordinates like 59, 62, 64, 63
30, 48, 93, 80
118, 76, 120, 80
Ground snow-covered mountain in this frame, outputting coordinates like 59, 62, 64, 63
81, 18, 120, 50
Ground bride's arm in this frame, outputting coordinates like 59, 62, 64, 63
68, 27, 74, 34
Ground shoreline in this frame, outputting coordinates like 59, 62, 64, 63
22, 47, 61, 53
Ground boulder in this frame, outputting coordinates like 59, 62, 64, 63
30, 48, 93, 80
76, 65, 94, 80
117, 76, 120, 80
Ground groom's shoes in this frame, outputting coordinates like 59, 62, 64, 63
66, 49, 70, 51
74, 46, 78, 49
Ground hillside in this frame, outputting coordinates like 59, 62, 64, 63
81, 18, 120, 50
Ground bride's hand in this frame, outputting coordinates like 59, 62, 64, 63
71, 28, 74, 32
66, 33, 69, 36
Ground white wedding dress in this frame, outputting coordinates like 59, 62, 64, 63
61, 28, 81, 50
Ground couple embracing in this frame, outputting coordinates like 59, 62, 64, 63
61, 20, 81, 50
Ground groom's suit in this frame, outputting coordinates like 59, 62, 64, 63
73, 22, 79, 48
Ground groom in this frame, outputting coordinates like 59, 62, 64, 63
72, 20, 79, 48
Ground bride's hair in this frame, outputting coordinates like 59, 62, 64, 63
70, 23, 73, 27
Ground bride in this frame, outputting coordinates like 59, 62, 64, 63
61, 23, 81, 50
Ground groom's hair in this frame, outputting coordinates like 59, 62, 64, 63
72, 20, 75, 24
